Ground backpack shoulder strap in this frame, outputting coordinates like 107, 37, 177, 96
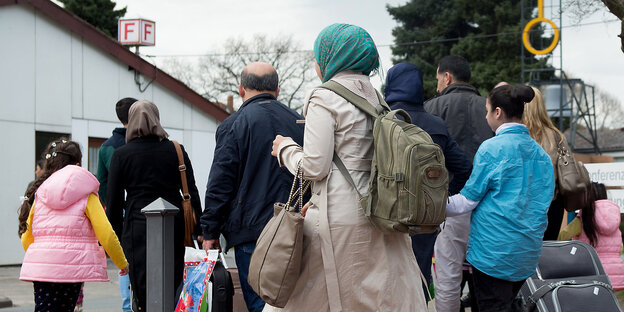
319, 80, 387, 117
332, 152, 363, 199
374, 89, 392, 112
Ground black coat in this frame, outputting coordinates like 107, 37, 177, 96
424, 83, 494, 162
200, 93, 305, 250
106, 136, 202, 311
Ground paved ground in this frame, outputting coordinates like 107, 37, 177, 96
0, 260, 124, 311
1, 260, 617, 312
0, 259, 247, 312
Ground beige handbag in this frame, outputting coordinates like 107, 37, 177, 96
555, 134, 591, 212
248, 163, 310, 308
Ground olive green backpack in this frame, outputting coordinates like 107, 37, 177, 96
320, 81, 449, 235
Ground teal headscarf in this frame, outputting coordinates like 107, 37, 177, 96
314, 23, 380, 83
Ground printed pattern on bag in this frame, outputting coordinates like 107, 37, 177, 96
175, 251, 218, 312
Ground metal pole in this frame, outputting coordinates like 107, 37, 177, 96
141, 198, 179, 312
521, 0, 525, 83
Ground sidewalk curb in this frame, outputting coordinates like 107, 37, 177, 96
0, 296, 13, 308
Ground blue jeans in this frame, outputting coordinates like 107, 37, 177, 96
119, 272, 131, 312
411, 232, 438, 299
235, 242, 265, 312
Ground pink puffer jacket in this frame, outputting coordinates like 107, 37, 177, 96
577, 200, 624, 291
20, 165, 109, 283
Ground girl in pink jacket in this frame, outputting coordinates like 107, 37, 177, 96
559, 182, 624, 290
18, 139, 128, 311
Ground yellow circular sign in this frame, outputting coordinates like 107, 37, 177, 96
522, 17, 560, 55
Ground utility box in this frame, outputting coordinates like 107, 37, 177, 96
118, 18, 155, 46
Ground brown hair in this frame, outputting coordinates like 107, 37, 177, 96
18, 139, 82, 237
523, 86, 565, 152
488, 84, 535, 120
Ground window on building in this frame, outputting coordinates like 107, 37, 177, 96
88, 137, 106, 175
35, 131, 71, 165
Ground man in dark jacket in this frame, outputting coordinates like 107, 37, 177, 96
384, 62, 472, 298
200, 62, 304, 312
424, 55, 494, 311
96, 97, 136, 312
424, 55, 493, 163
97, 97, 136, 206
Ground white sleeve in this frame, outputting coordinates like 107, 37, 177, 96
446, 193, 480, 217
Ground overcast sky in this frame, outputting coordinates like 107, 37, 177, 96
110, 0, 624, 109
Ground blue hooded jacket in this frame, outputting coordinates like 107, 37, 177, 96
384, 63, 472, 194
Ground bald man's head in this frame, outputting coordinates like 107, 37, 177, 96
240, 62, 279, 92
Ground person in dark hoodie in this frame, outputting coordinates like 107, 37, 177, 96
384, 62, 472, 297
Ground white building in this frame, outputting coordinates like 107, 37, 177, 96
0, 0, 229, 265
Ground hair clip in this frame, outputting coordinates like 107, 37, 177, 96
45, 152, 57, 159
51, 140, 67, 148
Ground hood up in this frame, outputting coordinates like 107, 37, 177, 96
36, 165, 99, 210
593, 200, 621, 236
384, 62, 424, 106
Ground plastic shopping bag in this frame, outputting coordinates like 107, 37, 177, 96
183, 246, 210, 281
175, 249, 219, 312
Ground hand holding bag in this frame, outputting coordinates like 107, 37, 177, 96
555, 135, 591, 212
173, 140, 197, 247
248, 163, 310, 308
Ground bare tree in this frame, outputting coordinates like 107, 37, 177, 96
595, 87, 624, 129
563, 0, 624, 53
601, 0, 624, 53
162, 34, 316, 112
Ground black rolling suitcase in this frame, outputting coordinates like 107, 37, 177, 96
209, 258, 234, 312
522, 279, 621, 312
519, 241, 622, 312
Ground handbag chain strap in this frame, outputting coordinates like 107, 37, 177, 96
285, 161, 311, 213
555, 132, 570, 166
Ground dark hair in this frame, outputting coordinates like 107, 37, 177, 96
438, 55, 471, 83
488, 84, 535, 120
594, 182, 608, 200
116, 97, 138, 125
18, 138, 82, 237
240, 70, 278, 92
581, 182, 608, 247
36, 159, 44, 169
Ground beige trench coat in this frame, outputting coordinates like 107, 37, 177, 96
273, 71, 427, 312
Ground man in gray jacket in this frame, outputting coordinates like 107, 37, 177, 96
424, 55, 493, 312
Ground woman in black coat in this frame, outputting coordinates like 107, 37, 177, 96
106, 100, 202, 311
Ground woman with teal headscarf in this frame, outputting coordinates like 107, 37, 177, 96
270, 24, 428, 311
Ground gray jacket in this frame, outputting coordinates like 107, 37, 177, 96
424, 83, 493, 162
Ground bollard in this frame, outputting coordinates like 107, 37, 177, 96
141, 198, 179, 312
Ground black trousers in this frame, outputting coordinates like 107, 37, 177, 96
33, 281, 83, 312
543, 195, 564, 240
472, 267, 524, 312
